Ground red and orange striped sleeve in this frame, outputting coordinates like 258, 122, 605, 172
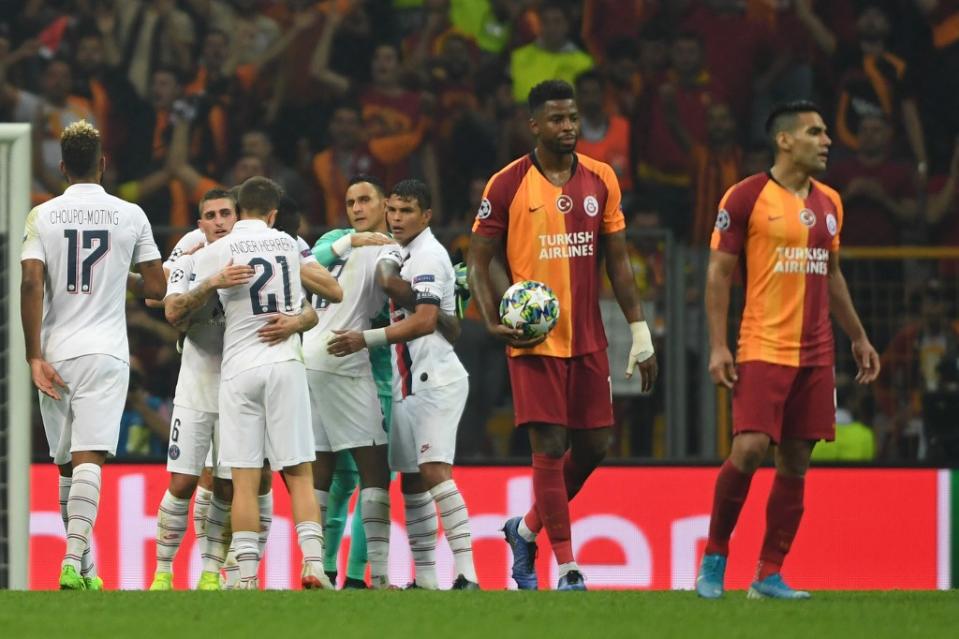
472, 157, 527, 238
599, 162, 625, 235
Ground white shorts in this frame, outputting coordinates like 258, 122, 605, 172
389, 378, 468, 473
219, 361, 315, 469
166, 406, 231, 479
40, 354, 129, 465
308, 370, 387, 453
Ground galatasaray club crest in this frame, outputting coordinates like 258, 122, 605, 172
826, 212, 838, 236
583, 195, 599, 217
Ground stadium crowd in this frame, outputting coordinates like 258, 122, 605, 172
4, 0, 959, 463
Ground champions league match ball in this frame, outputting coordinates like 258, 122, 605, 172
499, 280, 560, 339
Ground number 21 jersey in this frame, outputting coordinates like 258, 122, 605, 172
194, 219, 305, 380
20, 183, 161, 363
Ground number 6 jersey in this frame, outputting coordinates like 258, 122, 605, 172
20, 183, 161, 363
193, 219, 306, 380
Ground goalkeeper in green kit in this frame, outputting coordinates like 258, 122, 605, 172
309, 175, 466, 588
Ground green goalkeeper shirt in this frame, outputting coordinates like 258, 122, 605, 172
312, 228, 393, 398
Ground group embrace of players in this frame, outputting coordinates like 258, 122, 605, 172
25, 78, 879, 597
145, 171, 479, 591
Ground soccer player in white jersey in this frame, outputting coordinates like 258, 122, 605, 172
329, 179, 478, 590
194, 177, 341, 589
303, 176, 397, 589
155, 191, 337, 590
20, 120, 167, 590
148, 188, 241, 591
152, 190, 234, 586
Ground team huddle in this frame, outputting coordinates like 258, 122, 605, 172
24, 79, 877, 598
147, 173, 479, 591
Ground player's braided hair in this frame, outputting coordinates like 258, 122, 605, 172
390, 179, 431, 211
528, 80, 575, 113
60, 119, 101, 178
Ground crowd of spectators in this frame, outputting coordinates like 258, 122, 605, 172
5, 0, 959, 463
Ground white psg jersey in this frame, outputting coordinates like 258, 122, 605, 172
385, 227, 467, 401
165, 252, 224, 412
163, 227, 206, 272
20, 183, 161, 363
194, 219, 305, 380
303, 244, 396, 376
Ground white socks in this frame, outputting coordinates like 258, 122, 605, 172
192, 486, 213, 551
314, 489, 329, 524
62, 464, 101, 572
58, 475, 96, 577
404, 491, 438, 589
258, 491, 274, 556
295, 521, 325, 571
202, 496, 232, 573
360, 487, 391, 586
233, 530, 259, 586
430, 480, 477, 583
222, 491, 274, 589
518, 517, 537, 542
558, 562, 580, 578
154, 490, 190, 573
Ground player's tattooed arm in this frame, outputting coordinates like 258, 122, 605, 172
603, 231, 658, 391
21, 258, 68, 400
467, 234, 542, 348
258, 299, 318, 346
828, 252, 880, 384
165, 260, 254, 330
302, 262, 343, 303
374, 260, 460, 342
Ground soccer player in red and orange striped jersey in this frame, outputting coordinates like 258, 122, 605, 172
696, 102, 881, 600
469, 80, 658, 591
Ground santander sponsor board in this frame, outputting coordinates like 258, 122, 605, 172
28, 465, 943, 590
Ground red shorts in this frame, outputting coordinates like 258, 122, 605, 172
507, 351, 614, 429
732, 361, 835, 444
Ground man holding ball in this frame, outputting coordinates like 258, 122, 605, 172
468, 79, 658, 591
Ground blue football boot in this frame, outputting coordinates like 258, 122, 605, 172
502, 516, 538, 590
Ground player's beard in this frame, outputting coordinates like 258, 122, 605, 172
544, 135, 577, 156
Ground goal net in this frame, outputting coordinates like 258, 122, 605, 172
0, 123, 32, 590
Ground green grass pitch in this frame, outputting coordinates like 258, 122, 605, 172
1, 591, 957, 639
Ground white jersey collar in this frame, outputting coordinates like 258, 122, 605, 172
403, 226, 435, 256
233, 219, 269, 230
63, 183, 106, 196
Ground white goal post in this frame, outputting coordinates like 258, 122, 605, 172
1, 123, 32, 590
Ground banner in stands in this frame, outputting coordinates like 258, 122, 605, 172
28, 465, 951, 590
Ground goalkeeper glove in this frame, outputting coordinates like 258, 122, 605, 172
453, 261, 471, 319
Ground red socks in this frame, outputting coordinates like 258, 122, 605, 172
757, 474, 805, 580
523, 450, 591, 534
704, 459, 754, 556
528, 453, 573, 564
704, 459, 806, 579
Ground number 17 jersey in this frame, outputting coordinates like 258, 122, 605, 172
20, 183, 161, 363
194, 219, 305, 380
